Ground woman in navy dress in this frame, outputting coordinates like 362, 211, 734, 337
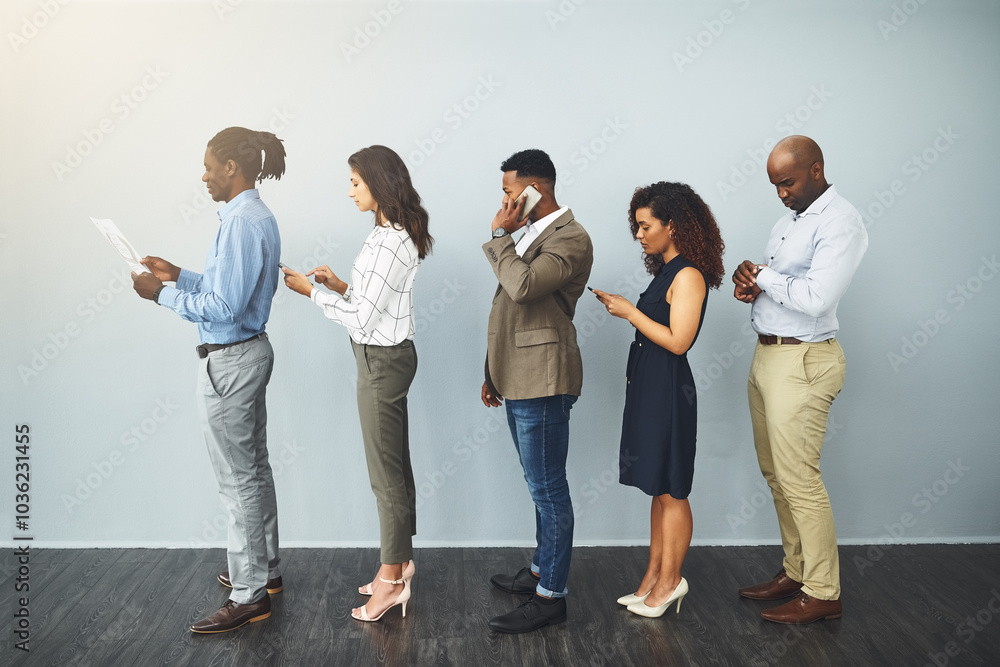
594, 181, 724, 618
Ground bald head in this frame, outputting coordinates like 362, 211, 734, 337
766, 135, 829, 214
773, 135, 824, 169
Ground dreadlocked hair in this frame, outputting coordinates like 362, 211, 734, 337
628, 181, 725, 289
207, 127, 286, 183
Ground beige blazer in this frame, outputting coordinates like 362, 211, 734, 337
482, 208, 594, 400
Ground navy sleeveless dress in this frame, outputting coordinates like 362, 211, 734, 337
619, 255, 708, 498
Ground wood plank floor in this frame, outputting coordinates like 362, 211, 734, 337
1, 544, 998, 666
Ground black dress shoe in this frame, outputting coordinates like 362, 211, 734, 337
490, 567, 539, 594
490, 595, 567, 634
218, 570, 283, 594
190, 597, 271, 633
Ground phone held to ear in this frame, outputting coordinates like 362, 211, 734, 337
517, 184, 543, 222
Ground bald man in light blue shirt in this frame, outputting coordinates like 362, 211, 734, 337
732, 135, 867, 625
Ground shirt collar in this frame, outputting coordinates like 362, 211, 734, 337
524, 205, 568, 237
218, 188, 260, 221
795, 184, 837, 220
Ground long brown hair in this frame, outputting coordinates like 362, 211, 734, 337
628, 181, 725, 288
348, 146, 433, 259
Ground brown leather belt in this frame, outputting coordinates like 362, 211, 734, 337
758, 334, 804, 345
196, 333, 265, 358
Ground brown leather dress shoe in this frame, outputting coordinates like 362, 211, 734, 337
191, 596, 271, 633
761, 592, 842, 624
218, 571, 283, 594
738, 569, 803, 600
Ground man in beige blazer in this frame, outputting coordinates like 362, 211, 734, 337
480, 149, 593, 634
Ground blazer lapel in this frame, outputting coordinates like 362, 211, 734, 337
523, 208, 575, 260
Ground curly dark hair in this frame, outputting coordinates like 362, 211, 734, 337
628, 181, 725, 288
499, 149, 556, 185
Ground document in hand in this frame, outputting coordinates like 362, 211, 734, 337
90, 217, 148, 274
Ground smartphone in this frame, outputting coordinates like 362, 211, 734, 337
278, 262, 288, 270
517, 184, 543, 222
587, 286, 595, 292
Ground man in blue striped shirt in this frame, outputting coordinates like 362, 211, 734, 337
133, 127, 287, 634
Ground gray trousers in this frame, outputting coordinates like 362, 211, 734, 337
197, 335, 280, 604
351, 338, 418, 564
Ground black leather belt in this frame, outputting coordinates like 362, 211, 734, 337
196, 333, 264, 359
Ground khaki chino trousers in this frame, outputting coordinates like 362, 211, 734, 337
747, 339, 846, 601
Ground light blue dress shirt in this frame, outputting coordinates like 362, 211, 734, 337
157, 188, 281, 344
751, 185, 868, 342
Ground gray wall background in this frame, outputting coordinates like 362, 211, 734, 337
2, 0, 997, 552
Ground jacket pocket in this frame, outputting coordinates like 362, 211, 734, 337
514, 327, 559, 347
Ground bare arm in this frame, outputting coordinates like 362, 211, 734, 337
595, 267, 706, 355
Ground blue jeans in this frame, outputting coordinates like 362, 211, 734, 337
505, 394, 577, 598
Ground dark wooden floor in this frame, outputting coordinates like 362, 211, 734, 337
1, 544, 997, 666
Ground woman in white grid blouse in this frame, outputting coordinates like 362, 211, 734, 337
282, 145, 432, 623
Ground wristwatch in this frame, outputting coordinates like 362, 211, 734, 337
152, 285, 165, 304
492, 227, 509, 239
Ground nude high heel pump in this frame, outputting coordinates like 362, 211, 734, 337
627, 578, 688, 618
351, 576, 411, 622
359, 561, 415, 596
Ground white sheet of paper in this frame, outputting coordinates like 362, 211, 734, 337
90, 217, 148, 274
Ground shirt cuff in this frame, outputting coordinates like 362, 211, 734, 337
176, 268, 198, 290
156, 285, 180, 308
755, 266, 778, 292
311, 286, 342, 307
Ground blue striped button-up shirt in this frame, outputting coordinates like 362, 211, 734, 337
157, 188, 281, 344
